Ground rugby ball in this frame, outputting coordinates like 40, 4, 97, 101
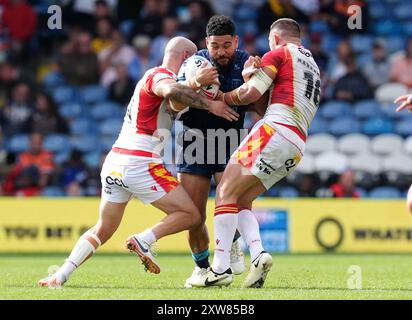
178, 55, 220, 99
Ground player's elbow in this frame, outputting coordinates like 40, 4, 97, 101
241, 86, 262, 105
162, 84, 180, 100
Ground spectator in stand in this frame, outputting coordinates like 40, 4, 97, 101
328, 39, 355, 84
128, 35, 154, 81
309, 34, 329, 73
257, 0, 309, 34
319, 0, 368, 35
58, 31, 99, 86
2, 133, 55, 196
362, 39, 390, 90
60, 149, 87, 196
390, 38, 412, 89
329, 170, 360, 198
150, 16, 181, 66
0, 81, 32, 137
130, 0, 163, 39
180, 1, 214, 48
0, 61, 20, 107
297, 174, 319, 197
108, 63, 135, 106
92, 18, 114, 54
333, 57, 372, 102
1, 0, 37, 60
99, 30, 135, 87
24, 92, 69, 135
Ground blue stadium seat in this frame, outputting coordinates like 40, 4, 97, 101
350, 34, 374, 53
6, 134, 29, 153
381, 103, 410, 120
54, 150, 71, 165
80, 85, 107, 105
369, 187, 401, 199
52, 86, 76, 105
374, 19, 402, 36
384, 36, 406, 53
319, 101, 351, 120
279, 187, 299, 198
70, 118, 97, 136
84, 151, 102, 168
308, 116, 329, 134
70, 135, 101, 153
44, 134, 71, 153
329, 118, 361, 136
42, 71, 65, 89
99, 118, 123, 136
353, 100, 382, 120
59, 103, 85, 119
309, 20, 330, 34
90, 101, 123, 121
362, 117, 394, 136
42, 186, 65, 197
234, 4, 258, 21
355, 188, 368, 198
101, 136, 117, 152
394, 2, 412, 20
395, 119, 412, 137
368, 2, 387, 19
404, 21, 412, 36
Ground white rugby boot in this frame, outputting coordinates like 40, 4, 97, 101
230, 238, 245, 275
126, 235, 160, 274
242, 251, 272, 288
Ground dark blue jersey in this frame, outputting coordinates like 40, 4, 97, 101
179, 49, 249, 132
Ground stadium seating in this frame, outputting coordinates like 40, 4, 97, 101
337, 133, 371, 156
375, 83, 409, 106
6, 134, 30, 153
44, 134, 71, 154
371, 134, 403, 155
369, 186, 402, 198
306, 134, 337, 155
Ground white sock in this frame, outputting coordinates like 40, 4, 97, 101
238, 208, 264, 262
136, 228, 157, 246
55, 231, 101, 282
211, 204, 238, 274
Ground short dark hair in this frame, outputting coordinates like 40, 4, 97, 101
270, 18, 301, 38
206, 15, 236, 37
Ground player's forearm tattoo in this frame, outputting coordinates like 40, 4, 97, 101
170, 85, 210, 110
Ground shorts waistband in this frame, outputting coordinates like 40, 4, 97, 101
112, 147, 160, 158
273, 122, 306, 142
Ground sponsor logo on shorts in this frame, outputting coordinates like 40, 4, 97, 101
285, 155, 301, 172
255, 158, 275, 175
105, 171, 129, 188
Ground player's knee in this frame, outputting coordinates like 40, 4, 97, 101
93, 225, 112, 244
186, 205, 202, 228
408, 199, 412, 214
216, 183, 238, 203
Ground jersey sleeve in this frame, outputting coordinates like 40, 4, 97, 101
146, 70, 175, 95
260, 47, 288, 74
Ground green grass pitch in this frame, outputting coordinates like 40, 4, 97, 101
1, 253, 412, 300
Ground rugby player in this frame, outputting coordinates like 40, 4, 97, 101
190, 18, 321, 288
394, 93, 412, 213
38, 36, 238, 287
177, 15, 261, 287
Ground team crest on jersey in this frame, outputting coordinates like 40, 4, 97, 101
232, 79, 242, 88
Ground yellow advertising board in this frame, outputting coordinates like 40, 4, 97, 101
0, 198, 411, 253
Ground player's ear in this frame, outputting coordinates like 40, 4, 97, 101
234, 35, 239, 49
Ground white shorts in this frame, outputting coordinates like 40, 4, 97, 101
100, 150, 179, 204
232, 119, 305, 190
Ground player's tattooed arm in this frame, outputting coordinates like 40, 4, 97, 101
223, 66, 276, 106
153, 79, 239, 121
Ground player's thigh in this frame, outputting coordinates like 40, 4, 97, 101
407, 184, 412, 213
237, 181, 266, 209
93, 199, 128, 241
215, 161, 262, 204
151, 184, 199, 217
178, 172, 211, 220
